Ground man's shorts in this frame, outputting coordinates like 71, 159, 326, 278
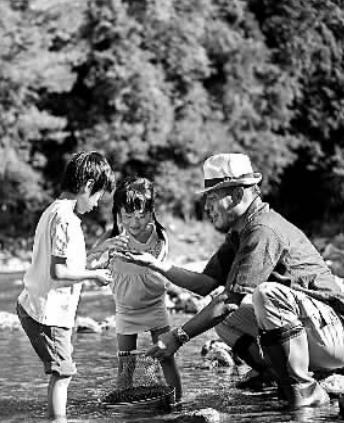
16, 301, 77, 377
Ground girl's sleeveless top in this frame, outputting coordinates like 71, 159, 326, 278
110, 224, 170, 334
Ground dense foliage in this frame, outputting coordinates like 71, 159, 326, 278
1, 0, 344, 239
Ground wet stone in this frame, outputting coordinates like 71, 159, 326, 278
167, 408, 221, 423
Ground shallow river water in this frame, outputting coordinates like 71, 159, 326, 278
0, 274, 341, 422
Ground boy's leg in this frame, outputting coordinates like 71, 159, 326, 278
48, 373, 72, 419
117, 333, 137, 389
151, 326, 182, 401
16, 302, 76, 418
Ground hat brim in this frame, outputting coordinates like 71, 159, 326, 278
196, 173, 262, 195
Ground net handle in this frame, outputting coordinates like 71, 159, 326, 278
117, 349, 146, 357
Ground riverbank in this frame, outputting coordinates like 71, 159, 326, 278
0, 215, 223, 273
2, 215, 344, 317
2, 215, 344, 278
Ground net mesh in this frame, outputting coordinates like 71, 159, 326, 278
102, 350, 175, 408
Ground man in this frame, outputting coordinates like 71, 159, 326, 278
125, 152, 344, 408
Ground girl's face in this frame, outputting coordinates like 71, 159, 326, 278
119, 208, 153, 237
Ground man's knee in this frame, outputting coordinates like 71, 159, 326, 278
215, 323, 236, 348
253, 282, 298, 330
252, 282, 277, 310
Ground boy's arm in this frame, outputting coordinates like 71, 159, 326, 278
51, 255, 112, 287
50, 213, 112, 286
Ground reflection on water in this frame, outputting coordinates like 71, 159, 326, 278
0, 274, 341, 422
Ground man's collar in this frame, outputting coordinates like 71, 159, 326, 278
230, 196, 267, 235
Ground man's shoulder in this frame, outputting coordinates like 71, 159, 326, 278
247, 203, 282, 228
245, 206, 293, 240
248, 205, 310, 244
254, 207, 282, 223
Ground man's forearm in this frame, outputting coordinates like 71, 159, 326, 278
180, 293, 234, 339
160, 264, 218, 296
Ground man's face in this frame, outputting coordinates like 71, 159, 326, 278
204, 188, 240, 232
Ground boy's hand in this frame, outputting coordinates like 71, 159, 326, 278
94, 268, 112, 286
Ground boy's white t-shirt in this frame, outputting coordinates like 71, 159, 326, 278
18, 199, 85, 328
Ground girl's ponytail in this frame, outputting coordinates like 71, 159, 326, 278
111, 203, 121, 237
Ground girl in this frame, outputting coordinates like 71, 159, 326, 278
89, 177, 182, 400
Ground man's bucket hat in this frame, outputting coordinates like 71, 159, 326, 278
197, 153, 262, 194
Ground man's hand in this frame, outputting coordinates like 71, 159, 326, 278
122, 251, 161, 268
146, 331, 180, 360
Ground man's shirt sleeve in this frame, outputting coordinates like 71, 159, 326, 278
203, 241, 236, 286
227, 225, 284, 295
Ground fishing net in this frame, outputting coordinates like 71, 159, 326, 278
102, 350, 175, 409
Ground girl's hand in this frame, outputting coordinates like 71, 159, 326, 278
100, 234, 130, 252
94, 268, 113, 286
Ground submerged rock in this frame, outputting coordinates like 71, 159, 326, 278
75, 316, 102, 333
0, 312, 21, 331
173, 291, 211, 314
201, 340, 235, 367
100, 315, 117, 330
167, 408, 221, 423
320, 373, 344, 397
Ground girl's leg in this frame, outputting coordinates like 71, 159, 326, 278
151, 327, 182, 401
117, 333, 137, 389
47, 373, 72, 419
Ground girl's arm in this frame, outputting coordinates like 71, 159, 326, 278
87, 229, 112, 270
88, 229, 113, 256
87, 230, 130, 269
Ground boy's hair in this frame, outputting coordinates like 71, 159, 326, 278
111, 176, 164, 239
61, 151, 115, 195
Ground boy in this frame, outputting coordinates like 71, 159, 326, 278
16, 151, 115, 420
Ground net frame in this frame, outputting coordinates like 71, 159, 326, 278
102, 350, 175, 409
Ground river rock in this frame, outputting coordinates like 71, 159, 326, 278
75, 316, 102, 333
201, 340, 235, 367
0, 312, 21, 330
167, 408, 221, 423
173, 291, 211, 314
100, 315, 117, 330
181, 261, 208, 272
320, 373, 344, 397
166, 294, 176, 311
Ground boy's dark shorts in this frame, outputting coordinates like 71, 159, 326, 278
16, 301, 77, 377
